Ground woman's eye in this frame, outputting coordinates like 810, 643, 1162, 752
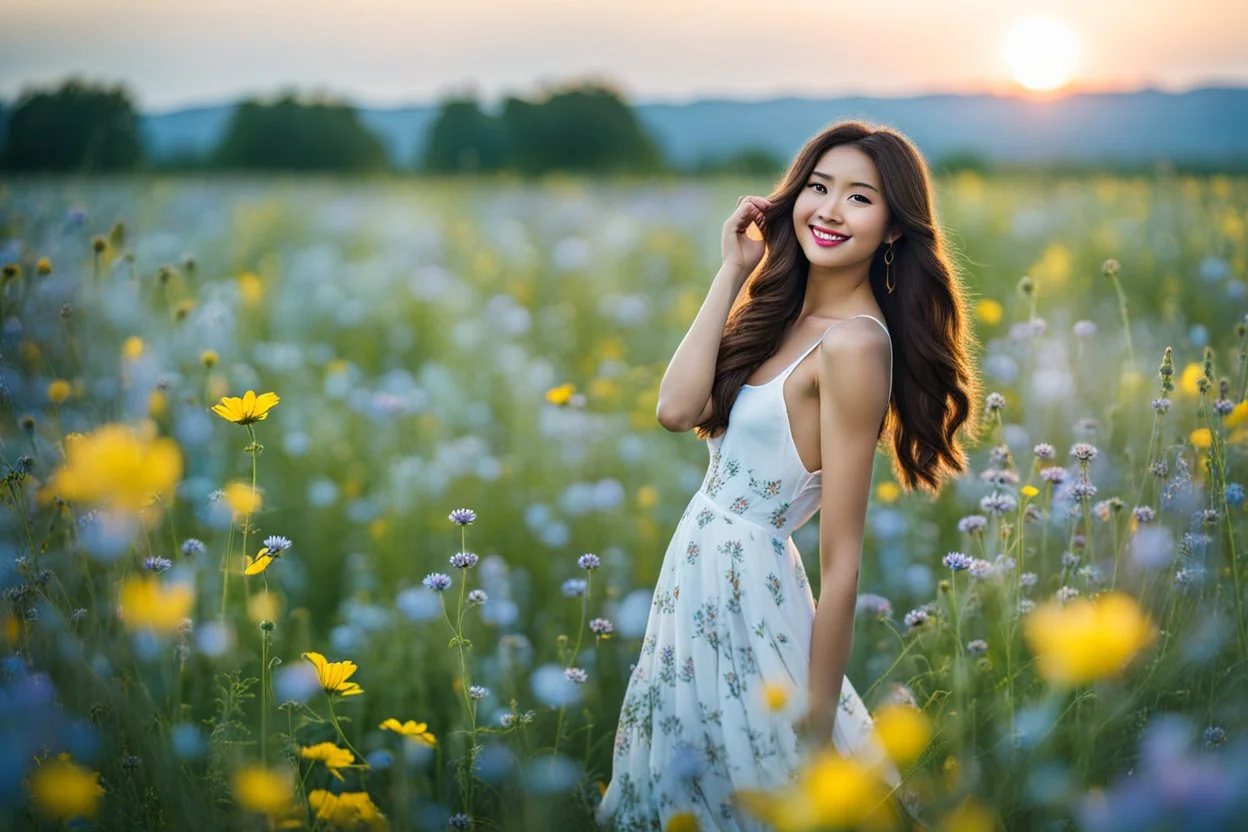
850, 194, 871, 204
807, 182, 825, 193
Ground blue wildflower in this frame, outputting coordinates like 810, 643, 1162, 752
1226, 483, 1245, 508
423, 573, 452, 592
577, 553, 601, 571
449, 508, 477, 526
181, 538, 207, 557
943, 552, 973, 571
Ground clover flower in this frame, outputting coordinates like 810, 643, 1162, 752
1204, 726, 1228, 750
564, 667, 588, 684
1033, 443, 1055, 460
1061, 551, 1081, 569
1133, 506, 1156, 523
468, 685, 488, 701
1055, 586, 1080, 604
577, 553, 601, 571
1152, 398, 1171, 414
1018, 599, 1036, 615
985, 392, 1006, 413
181, 538, 206, 558
143, 557, 172, 573
450, 814, 472, 830
449, 508, 476, 526
467, 589, 487, 606
589, 617, 615, 635
1069, 481, 1098, 500
1020, 572, 1038, 588
855, 594, 893, 620
1226, 483, 1245, 508
1039, 466, 1067, 484
967, 639, 988, 655
560, 578, 587, 598
969, 559, 993, 578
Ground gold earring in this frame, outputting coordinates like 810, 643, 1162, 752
884, 240, 896, 294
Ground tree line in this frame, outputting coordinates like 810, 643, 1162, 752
0, 77, 753, 175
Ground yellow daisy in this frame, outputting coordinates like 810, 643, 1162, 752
299, 743, 354, 781
378, 718, 437, 746
244, 548, 277, 575
211, 390, 280, 425
302, 651, 364, 697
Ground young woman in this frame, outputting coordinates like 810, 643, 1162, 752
595, 120, 980, 830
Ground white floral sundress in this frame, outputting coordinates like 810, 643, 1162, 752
596, 315, 897, 831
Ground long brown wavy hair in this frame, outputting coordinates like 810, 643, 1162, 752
694, 121, 981, 495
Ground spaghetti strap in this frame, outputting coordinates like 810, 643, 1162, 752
784, 314, 891, 381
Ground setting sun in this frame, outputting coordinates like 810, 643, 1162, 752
1004, 18, 1081, 92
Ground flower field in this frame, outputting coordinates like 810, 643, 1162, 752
1, 171, 1247, 831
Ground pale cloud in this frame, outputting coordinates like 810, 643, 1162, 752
1, 0, 1245, 110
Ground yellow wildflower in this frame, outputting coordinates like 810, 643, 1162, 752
200, 350, 219, 368
871, 704, 932, 768
244, 547, 277, 575
36, 257, 52, 275
545, 383, 575, 406
1021, 485, 1040, 499
47, 379, 72, 405
237, 271, 265, 306
299, 743, 355, 781
211, 390, 280, 425
307, 789, 388, 831
1023, 591, 1156, 687
637, 485, 658, 508
223, 481, 263, 515
121, 336, 144, 360
760, 681, 788, 712
1178, 362, 1203, 396
303, 651, 364, 697
1190, 428, 1211, 449
27, 754, 105, 821
975, 299, 1003, 326
232, 765, 294, 817
118, 576, 194, 634
378, 718, 437, 746
43, 423, 182, 512
875, 482, 901, 503
666, 811, 700, 832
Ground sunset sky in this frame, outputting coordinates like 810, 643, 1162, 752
2, 0, 1246, 111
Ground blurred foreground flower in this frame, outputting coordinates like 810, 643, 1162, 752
736, 749, 893, 831
307, 789, 387, 830
211, 390, 280, 425
303, 651, 364, 697
871, 704, 932, 768
545, 382, 575, 406
27, 754, 105, 821
379, 718, 437, 746
244, 546, 278, 575
44, 423, 182, 512
119, 576, 194, 635
1023, 591, 1156, 686
231, 765, 294, 817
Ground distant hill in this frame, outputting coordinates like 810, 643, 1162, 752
137, 86, 1248, 170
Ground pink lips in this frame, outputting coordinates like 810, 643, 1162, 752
810, 226, 850, 248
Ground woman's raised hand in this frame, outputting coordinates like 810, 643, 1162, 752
721, 195, 771, 276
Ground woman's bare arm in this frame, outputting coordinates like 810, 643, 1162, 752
655, 196, 770, 433
805, 319, 893, 741
655, 262, 749, 431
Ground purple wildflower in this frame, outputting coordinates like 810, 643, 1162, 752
903, 608, 929, 629
1033, 443, 1056, 460
577, 553, 601, 571
467, 589, 487, 606
449, 551, 479, 570
967, 639, 988, 654
143, 556, 172, 573
589, 617, 615, 635
449, 508, 477, 525
564, 667, 588, 684
957, 515, 988, 535
181, 538, 206, 557
943, 552, 973, 571
1071, 443, 1098, 463
985, 392, 1006, 412
263, 535, 292, 554
468, 685, 488, 701
561, 578, 587, 598
423, 572, 452, 592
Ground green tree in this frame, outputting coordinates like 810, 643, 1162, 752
213, 91, 389, 172
500, 82, 664, 175
0, 78, 143, 172
421, 95, 508, 173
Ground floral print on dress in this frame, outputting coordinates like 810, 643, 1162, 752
685, 542, 700, 565
749, 471, 783, 499
728, 496, 750, 514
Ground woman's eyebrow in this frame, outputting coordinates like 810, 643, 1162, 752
809, 170, 879, 194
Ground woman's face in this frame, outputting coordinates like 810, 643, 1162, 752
791, 144, 897, 270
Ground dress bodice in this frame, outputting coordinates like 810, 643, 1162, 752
696, 314, 892, 537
